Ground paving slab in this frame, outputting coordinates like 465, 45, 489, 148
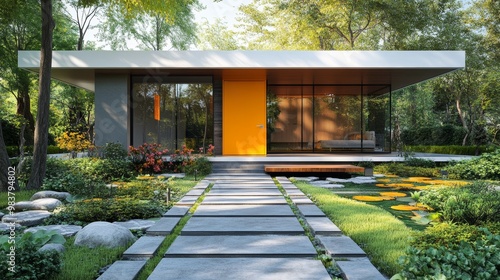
317, 235, 366, 257
97, 260, 147, 280
205, 175, 271, 180
165, 235, 317, 257
289, 196, 315, 205
283, 189, 306, 196
146, 217, 181, 236
297, 204, 327, 217
281, 183, 298, 189
194, 204, 295, 217
306, 217, 342, 235
122, 236, 165, 260
184, 189, 205, 196
163, 205, 191, 217
212, 183, 277, 189
113, 219, 156, 231
207, 189, 282, 196
201, 196, 288, 205
193, 180, 211, 189
181, 217, 304, 235
148, 258, 331, 280
336, 257, 387, 280
175, 196, 198, 205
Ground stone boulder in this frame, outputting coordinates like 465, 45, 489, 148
25, 225, 82, 237
74, 222, 136, 248
31, 190, 71, 201
38, 243, 65, 254
113, 219, 156, 231
11, 198, 62, 212
1, 210, 52, 226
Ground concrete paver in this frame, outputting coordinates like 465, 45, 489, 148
148, 258, 331, 280
306, 217, 342, 235
297, 204, 327, 217
336, 257, 387, 280
165, 235, 318, 257
289, 195, 315, 205
317, 235, 366, 257
207, 189, 282, 196
181, 217, 304, 235
194, 204, 295, 217
145, 217, 182, 236
163, 205, 191, 217
97, 260, 146, 280
122, 236, 165, 260
202, 195, 288, 205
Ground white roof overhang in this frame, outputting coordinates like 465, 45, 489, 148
18, 50, 465, 92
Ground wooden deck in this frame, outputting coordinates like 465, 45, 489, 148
264, 164, 364, 173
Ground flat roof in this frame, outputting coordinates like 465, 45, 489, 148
18, 50, 465, 92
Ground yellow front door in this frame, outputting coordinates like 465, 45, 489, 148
223, 80, 267, 155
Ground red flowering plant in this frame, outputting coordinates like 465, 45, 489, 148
166, 145, 195, 173
128, 143, 169, 174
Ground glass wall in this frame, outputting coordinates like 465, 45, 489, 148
268, 84, 391, 153
131, 76, 213, 152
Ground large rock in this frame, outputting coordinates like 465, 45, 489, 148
25, 225, 82, 237
12, 198, 62, 211
38, 243, 65, 254
31, 190, 71, 201
74, 222, 136, 248
1, 210, 52, 226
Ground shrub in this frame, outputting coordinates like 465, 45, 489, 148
56, 131, 93, 158
129, 143, 169, 174
419, 182, 500, 225
394, 228, 500, 280
166, 145, 195, 173
102, 142, 128, 160
375, 163, 440, 178
0, 230, 65, 280
66, 158, 135, 182
53, 198, 166, 223
404, 156, 436, 168
446, 148, 500, 180
184, 156, 212, 176
406, 145, 494, 155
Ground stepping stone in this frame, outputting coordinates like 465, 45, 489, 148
336, 257, 386, 280
2, 210, 51, 226
201, 196, 288, 205
176, 196, 198, 205
281, 183, 298, 189
146, 217, 182, 236
291, 176, 319, 182
158, 173, 185, 179
163, 205, 191, 217
193, 180, 210, 189
31, 190, 71, 201
24, 225, 82, 237
306, 217, 342, 235
96, 260, 147, 280
207, 189, 282, 196
184, 189, 205, 196
165, 235, 318, 257
0, 212, 4, 219
283, 189, 305, 196
317, 235, 366, 257
122, 236, 164, 260
149, 258, 331, 280
12, 198, 62, 211
113, 219, 156, 231
181, 217, 304, 235
0, 222, 20, 232
194, 204, 295, 217
318, 184, 345, 189
326, 178, 350, 183
211, 183, 277, 189
297, 205, 327, 217
289, 196, 315, 205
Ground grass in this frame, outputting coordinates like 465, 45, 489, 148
295, 180, 412, 277
53, 237, 128, 280
0, 189, 38, 210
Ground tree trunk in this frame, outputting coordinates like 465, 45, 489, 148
0, 120, 19, 192
27, 0, 54, 190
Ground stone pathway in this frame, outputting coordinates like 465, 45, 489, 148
98, 173, 387, 280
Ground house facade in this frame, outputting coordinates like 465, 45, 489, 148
18, 50, 465, 156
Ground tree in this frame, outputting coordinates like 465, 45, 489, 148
66, 0, 101, 50
197, 19, 241, 50
0, 120, 19, 192
26, 0, 201, 190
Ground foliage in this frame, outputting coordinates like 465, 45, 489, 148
375, 163, 440, 178
394, 228, 500, 280
6, 145, 66, 157
66, 158, 135, 183
52, 198, 165, 223
129, 143, 169, 174
183, 156, 212, 177
357, 160, 375, 168
446, 148, 500, 180
403, 157, 436, 168
406, 145, 495, 156
410, 222, 500, 250
401, 125, 466, 146
0, 230, 65, 280
56, 131, 93, 157
102, 142, 128, 160
419, 182, 500, 225
166, 145, 195, 173
53, 237, 126, 280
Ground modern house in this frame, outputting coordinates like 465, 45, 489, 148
18, 50, 465, 158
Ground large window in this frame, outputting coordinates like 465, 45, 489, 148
131, 76, 213, 152
268, 84, 391, 153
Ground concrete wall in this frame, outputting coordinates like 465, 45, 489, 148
94, 74, 129, 147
